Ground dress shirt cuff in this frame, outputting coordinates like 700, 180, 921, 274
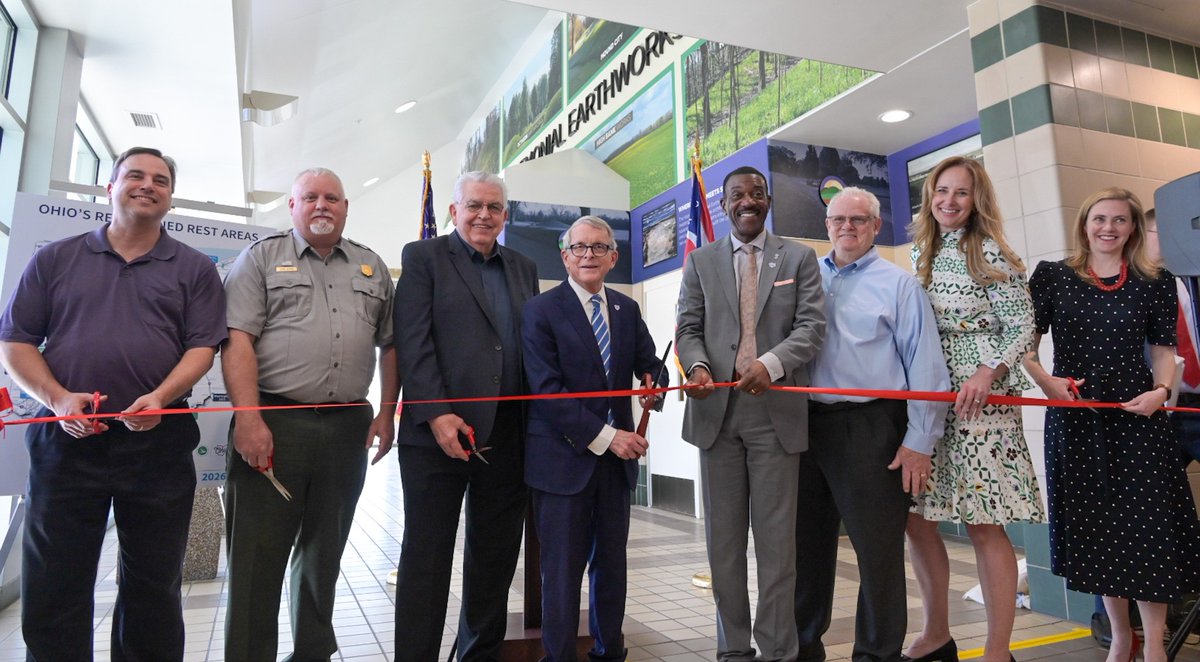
759, 352, 784, 382
687, 362, 710, 378
901, 432, 937, 456
588, 425, 616, 455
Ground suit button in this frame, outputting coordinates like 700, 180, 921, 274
731, 344, 737, 351
495, 344, 502, 351
493, 376, 500, 384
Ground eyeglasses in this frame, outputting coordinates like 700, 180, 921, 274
462, 201, 506, 215
567, 243, 613, 257
826, 215, 873, 227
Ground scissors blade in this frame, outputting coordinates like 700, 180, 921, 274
263, 467, 293, 501
470, 446, 493, 464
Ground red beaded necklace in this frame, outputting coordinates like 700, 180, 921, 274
1087, 259, 1128, 292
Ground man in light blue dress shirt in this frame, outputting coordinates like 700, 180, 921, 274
794, 187, 951, 662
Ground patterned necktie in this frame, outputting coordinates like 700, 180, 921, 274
590, 294, 614, 425
590, 294, 612, 378
735, 245, 759, 377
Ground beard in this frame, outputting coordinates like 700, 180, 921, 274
309, 219, 335, 235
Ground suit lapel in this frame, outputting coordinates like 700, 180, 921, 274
560, 283, 608, 380
715, 238, 739, 318
447, 236, 500, 332
755, 233, 785, 324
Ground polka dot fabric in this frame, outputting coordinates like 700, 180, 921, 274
1030, 260, 1200, 602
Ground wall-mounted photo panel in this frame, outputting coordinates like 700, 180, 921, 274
768, 141, 891, 244
462, 104, 500, 174
683, 42, 874, 168
567, 15, 640, 101
579, 69, 677, 208
505, 200, 632, 284
502, 25, 565, 166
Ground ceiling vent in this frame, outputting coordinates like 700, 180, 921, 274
129, 111, 162, 129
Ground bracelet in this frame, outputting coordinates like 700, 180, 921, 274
1153, 383, 1172, 400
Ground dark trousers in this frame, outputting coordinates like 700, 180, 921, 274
1170, 394, 1200, 465
532, 452, 631, 662
223, 396, 371, 662
796, 399, 908, 662
394, 407, 527, 662
22, 410, 198, 662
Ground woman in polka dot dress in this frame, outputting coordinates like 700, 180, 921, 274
1025, 187, 1200, 662
904, 157, 1044, 662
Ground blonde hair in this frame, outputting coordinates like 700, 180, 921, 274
908, 157, 1025, 287
1065, 187, 1160, 282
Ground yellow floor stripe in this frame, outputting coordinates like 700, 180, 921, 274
957, 627, 1093, 659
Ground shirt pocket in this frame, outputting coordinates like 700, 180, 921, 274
265, 272, 314, 322
351, 276, 386, 328
137, 277, 186, 331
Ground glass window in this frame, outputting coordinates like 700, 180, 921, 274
0, 3, 15, 98
68, 126, 99, 202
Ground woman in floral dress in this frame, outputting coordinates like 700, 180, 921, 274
902, 157, 1044, 662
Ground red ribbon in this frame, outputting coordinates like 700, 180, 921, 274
1, 383, 1197, 431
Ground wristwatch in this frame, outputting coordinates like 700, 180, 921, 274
1153, 383, 1172, 400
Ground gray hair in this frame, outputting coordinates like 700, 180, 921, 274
562, 215, 615, 249
454, 171, 508, 205
293, 167, 344, 193
827, 186, 881, 218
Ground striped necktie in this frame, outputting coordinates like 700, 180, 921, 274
590, 294, 614, 425
590, 293, 612, 377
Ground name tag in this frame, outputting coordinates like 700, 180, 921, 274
275, 265, 299, 272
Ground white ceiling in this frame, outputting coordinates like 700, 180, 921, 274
22, 0, 1200, 235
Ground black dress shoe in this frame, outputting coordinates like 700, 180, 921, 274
899, 638, 959, 662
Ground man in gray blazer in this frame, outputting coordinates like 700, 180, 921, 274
677, 166, 825, 662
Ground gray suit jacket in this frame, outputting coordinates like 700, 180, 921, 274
675, 232, 825, 451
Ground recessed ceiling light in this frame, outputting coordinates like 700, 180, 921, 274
363, 177, 380, 188
879, 109, 912, 123
394, 100, 418, 114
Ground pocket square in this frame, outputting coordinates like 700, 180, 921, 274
773, 278, 794, 287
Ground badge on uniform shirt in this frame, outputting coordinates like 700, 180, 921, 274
360, 264, 374, 277
275, 260, 298, 272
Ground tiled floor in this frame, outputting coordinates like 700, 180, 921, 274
0, 456, 1196, 661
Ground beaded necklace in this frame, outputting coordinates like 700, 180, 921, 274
1087, 259, 1128, 292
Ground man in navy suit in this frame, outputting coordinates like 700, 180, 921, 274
393, 171, 540, 661
522, 215, 665, 662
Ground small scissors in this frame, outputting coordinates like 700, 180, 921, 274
90, 391, 104, 434
1067, 377, 1098, 413
261, 454, 293, 501
462, 426, 492, 464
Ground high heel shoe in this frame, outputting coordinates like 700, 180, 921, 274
899, 638, 958, 662
1127, 629, 1142, 662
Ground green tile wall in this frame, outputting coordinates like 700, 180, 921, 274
1132, 101, 1161, 141
1174, 41, 1199, 78
1122, 28, 1150, 67
1065, 13, 1095, 54
1147, 33, 1174, 72
1185, 112, 1200, 149
1013, 85, 1053, 134
982, 6, 1200, 79
979, 99, 1013, 146
972, 24, 1005, 73
1159, 108, 1186, 146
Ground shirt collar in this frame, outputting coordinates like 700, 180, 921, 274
567, 277, 606, 310
452, 228, 504, 263
730, 230, 767, 254
822, 246, 879, 274
84, 222, 179, 261
290, 228, 346, 260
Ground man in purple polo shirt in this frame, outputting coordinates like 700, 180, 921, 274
0, 147, 227, 661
